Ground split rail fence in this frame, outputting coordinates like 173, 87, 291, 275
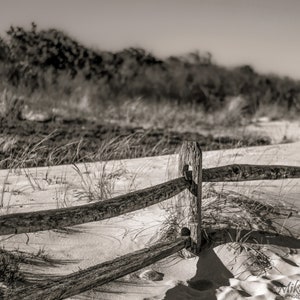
2, 141, 300, 299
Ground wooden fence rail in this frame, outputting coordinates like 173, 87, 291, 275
6, 237, 190, 300
203, 164, 300, 182
0, 164, 299, 236
0, 177, 190, 236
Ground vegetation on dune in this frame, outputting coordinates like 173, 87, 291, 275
0, 121, 270, 169
0, 22, 299, 122
1, 23, 299, 168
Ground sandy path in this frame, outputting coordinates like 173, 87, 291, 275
0, 142, 299, 299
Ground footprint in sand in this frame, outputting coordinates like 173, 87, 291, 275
139, 269, 164, 281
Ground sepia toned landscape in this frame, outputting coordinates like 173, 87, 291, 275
1, 2, 300, 299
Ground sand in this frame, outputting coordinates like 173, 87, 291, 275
246, 119, 300, 144
0, 139, 299, 299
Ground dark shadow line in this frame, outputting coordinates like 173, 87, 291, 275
200, 228, 300, 250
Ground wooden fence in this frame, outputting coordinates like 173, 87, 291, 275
3, 141, 300, 299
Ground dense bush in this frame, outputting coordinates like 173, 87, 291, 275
1, 23, 299, 114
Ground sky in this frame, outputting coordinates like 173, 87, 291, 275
1, 0, 300, 80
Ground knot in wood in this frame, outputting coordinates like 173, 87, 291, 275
181, 227, 191, 237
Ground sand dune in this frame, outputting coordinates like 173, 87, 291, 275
0, 141, 299, 299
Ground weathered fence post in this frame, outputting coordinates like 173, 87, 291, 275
178, 141, 202, 254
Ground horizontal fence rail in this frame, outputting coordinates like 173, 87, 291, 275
1, 164, 300, 236
203, 164, 300, 182
6, 237, 190, 300
0, 177, 190, 236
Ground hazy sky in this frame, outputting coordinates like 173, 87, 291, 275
1, 0, 300, 79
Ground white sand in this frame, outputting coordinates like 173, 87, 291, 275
246, 120, 300, 144
0, 141, 300, 299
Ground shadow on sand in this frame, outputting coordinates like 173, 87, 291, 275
164, 228, 300, 300
164, 247, 233, 300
